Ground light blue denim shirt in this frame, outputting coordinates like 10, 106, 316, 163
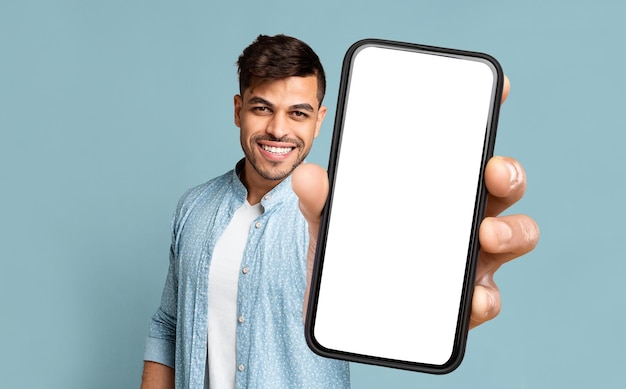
144, 161, 350, 388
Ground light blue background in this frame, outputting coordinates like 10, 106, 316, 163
1, 1, 624, 388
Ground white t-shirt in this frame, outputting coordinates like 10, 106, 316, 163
206, 201, 263, 388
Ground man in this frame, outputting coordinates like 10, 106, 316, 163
141, 34, 539, 389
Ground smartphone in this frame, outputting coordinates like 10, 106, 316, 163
305, 39, 504, 374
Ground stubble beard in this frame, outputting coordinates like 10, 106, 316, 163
244, 135, 310, 181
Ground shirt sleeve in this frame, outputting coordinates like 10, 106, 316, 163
143, 222, 179, 368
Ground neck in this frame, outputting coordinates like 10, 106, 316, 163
239, 162, 283, 205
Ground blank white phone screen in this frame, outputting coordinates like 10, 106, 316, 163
313, 45, 497, 366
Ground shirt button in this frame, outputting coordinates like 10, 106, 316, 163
263, 195, 270, 201
255, 222, 262, 229
242, 266, 249, 274
238, 315, 245, 323
238, 364, 245, 372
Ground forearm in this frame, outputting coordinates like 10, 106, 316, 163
302, 221, 318, 322
141, 361, 174, 389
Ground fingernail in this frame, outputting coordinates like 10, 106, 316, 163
505, 159, 522, 189
495, 220, 513, 244
487, 292, 497, 315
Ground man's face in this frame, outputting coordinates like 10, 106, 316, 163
234, 75, 326, 185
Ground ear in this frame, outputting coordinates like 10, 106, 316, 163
234, 94, 243, 128
314, 105, 327, 138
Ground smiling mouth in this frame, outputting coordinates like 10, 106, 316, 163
261, 145, 294, 155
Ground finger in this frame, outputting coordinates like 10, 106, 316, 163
291, 163, 329, 225
470, 284, 501, 329
501, 74, 510, 105
478, 214, 540, 265
484, 156, 527, 217
470, 213, 539, 329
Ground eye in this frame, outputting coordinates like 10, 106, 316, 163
291, 111, 309, 119
253, 106, 272, 114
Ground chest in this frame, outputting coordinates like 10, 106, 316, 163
176, 198, 309, 298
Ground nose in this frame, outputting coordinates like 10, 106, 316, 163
265, 112, 289, 139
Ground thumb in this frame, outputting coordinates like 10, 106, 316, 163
291, 163, 329, 224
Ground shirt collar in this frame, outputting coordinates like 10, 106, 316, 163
232, 158, 295, 211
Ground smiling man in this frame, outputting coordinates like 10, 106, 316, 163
141, 34, 539, 389
234, 74, 326, 203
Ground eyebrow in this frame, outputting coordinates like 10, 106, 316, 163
291, 103, 315, 112
248, 97, 315, 112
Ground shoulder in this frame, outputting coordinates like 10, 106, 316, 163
177, 171, 232, 208
170, 170, 236, 227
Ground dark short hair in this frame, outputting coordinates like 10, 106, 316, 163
237, 34, 326, 105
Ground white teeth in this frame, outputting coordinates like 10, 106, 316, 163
262, 145, 292, 154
